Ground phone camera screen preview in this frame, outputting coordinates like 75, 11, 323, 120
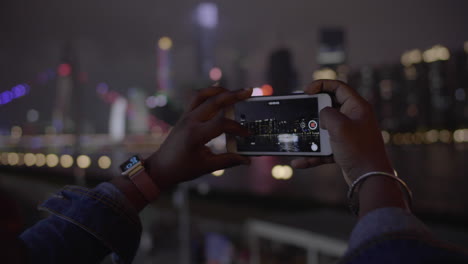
235, 97, 321, 153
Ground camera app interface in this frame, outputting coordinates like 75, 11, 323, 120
235, 97, 321, 153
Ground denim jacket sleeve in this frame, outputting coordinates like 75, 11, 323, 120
341, 207, 468, 263
19, 182, 142, 264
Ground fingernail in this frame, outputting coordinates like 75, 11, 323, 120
239, 87, 253, 98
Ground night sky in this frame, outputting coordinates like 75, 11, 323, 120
1, 0, 467, 131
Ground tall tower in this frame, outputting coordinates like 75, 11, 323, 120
194, 3, 218, 79
53, 43, 80, 133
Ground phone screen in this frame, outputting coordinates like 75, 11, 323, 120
234, 97, 321, 153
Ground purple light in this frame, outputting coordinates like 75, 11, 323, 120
37, 72, 49, 84
0, 83, 30, 106
12, 84, 27, 98
1, 91, 12, 104
96, 82, 109, 95
196, 3, 218, 29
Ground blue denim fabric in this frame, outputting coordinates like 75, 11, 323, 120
19, 183, 142, 264
342, 207, 468, 263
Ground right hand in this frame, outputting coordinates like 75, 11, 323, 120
291, 80, 394, 185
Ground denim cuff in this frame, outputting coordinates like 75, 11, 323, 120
347, 207, 432, 254
37, 183, 142, 263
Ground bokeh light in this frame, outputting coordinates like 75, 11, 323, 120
98, 156, 112, 169
77, 155, 91, 169
8, 152, 19, 166
24, 153, 36, 167
209, 67, 222, 81
27, 109, 39, 122
46, 154, 59, 167
60, 155, 74, 168
11, 126, 22, 139
212, 169, 224, 176
313, 68, 337, 80
261, 84, 274, 96
196, 3, 218, 29
58, 63, 72, 77
158, 37, 173, 50
272, 165, 293, 180
252, 87, 263, 96
35, 153, 46, 167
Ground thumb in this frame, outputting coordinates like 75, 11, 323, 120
320, 107, 352, 137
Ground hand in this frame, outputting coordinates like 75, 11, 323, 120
146, 86, 253, 191
291, 80, 394, 185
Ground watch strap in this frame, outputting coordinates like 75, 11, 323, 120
127, 163, 160, 202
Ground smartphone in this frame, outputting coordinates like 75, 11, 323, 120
226, 93, 333, 156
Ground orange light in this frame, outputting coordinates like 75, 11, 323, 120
261, 84, 273, 96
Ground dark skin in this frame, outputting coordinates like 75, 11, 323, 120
114, 80, 408, 218
112, 86, 253, 211
291, 80, 409, 218
8, 81, 409, 263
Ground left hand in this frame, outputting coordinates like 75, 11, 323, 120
146, 86, 253, 191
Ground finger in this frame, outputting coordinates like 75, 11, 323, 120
319, 106, 352, 132
198, 115, 249, 143
189, 85, 227, 111
291, 156, 334, 169
193, 88, 253, 121
207, 153, 251, 171
305, 80, 363, 106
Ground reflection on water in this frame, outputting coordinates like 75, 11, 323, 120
237, 133, 320, 152
278, 134, 300, 152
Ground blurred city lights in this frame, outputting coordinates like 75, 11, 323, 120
60, 154, 74, 168
146, 96, 158, 108
24, 153, 36, 167
209, 67, 222, 81
35, 154, 46, 167
17, 153, 25, 166
252, 87, 263, 96
196, 3, 218, 29
46, 154, 59, 167
8, 153, 19, 166
272, 165, 293, 180
261, 84, 274, 96
0, 84, 30, 106
96, 82, 109, 95
439, 130, 452, 143
77, 155, 91, 169
11, 126, 22, 139
0, 153, 7, 165
146, 95, 168, 108
453, 129, 468, 143
381, 130, 390, 144
57, 63, 72, 77
423, 45, 450, 63
98, 156, 112, 169
401, 49, 422, 67
158, 37, 173, 51
27, 109, 40, 122
211, 169, 224, 176
425, 129, 439, 143
313, 68, 337, 80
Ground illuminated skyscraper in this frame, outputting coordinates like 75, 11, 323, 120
194, 3, 218, 78
53, 44, 79, 133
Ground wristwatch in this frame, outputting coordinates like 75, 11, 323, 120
120, 155, 160, 202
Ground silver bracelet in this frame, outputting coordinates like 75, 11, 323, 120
347, 171, 413, 216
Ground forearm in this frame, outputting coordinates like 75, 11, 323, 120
357, 175, 410, 218
110, 176, 149, 212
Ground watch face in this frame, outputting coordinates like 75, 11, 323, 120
120, 155, 141, 172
